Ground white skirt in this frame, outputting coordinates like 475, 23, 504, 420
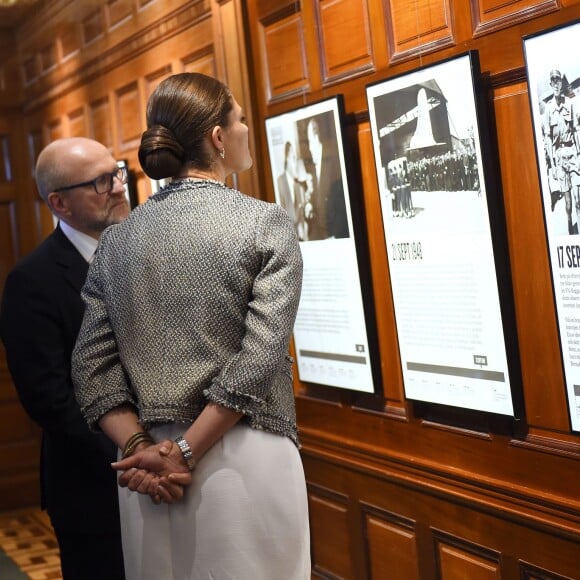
118, 422, 311, 580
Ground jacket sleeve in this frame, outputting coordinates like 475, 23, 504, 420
204, 203, 303, 414
71, 234, 137, 430
0, 266, 112, 462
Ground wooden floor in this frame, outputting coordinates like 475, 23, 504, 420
0, 507, 62, 579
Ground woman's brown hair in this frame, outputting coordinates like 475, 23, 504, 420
138, 73, 232, 180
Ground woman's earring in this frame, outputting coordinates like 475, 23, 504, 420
219, 149, 225, 159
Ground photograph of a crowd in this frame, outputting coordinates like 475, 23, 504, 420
367, 52, 487, 235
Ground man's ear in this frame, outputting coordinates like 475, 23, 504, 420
47, 191, 70, 218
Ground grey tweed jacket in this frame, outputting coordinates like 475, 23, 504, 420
71, 179, 303, 445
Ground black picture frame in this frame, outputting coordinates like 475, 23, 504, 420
366, 51, 522, 417
265, 95, 381, 395
117, 159, 138, 209
523, 20, 580, 433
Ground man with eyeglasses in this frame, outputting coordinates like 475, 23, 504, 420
0, 137, 130, 579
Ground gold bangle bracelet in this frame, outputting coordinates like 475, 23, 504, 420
122, 431, 154, 458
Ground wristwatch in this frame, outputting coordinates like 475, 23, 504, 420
174, 436, 197, 471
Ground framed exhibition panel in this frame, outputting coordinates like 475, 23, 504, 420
524, 20, 580, 432
116, 159, 138, 209
265, 96, 379, 394
366, 51, 521, 415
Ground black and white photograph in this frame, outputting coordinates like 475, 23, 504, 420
367, 52, 518, 415
265, 97, 377, 394
524, 20, 580, 431
266, 106, 350, 241
368, 56, 485, 236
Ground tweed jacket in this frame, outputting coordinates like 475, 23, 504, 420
72, 179, 303, 445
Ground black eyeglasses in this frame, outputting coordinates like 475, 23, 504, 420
54, 166, 128, 195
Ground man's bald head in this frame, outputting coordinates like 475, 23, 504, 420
35, 137, 130, 239
35, 137, 113, 202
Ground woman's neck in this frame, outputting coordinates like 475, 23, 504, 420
177, 167, 225, 184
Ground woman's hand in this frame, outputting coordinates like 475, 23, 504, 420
112, 440, 193, 503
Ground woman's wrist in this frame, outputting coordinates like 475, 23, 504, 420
122, 430, 154, 458
174, 436, 197, 471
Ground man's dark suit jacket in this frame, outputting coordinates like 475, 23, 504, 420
0, 225, 121, 535
308, 148, 349, 240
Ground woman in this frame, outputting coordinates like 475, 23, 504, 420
71, 73, 310, 580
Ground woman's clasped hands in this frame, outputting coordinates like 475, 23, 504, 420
111, 440, 193, 505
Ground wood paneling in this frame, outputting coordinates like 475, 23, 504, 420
0, 201, 17, 290
308, 484, 354, 578
182, 50, 216, 77
89, 97, 113, 149
260, 8, 309, 102
316, 0, 374, 84
144, 65, 173, 99
0, 0, 579, 575
247, 0, 580, 577
27, 130, 43, 178
115, 81, 142, 151
46, 119, 64, 143
59, 26, 81, 61
106, 0, 134, 29
82, 8, 105, 46
434, 531, 501, 580
362, 505, 420, 579
39, 43, 57, 75
67, 108, 86, 138
383, 0, 455, 62
492, 81, 569, 430
472, 0, 559, 36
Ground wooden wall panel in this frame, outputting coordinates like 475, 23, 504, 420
144, 65, 173, 100
0, 0, 251, 510
362, 505, 420, 579
0, 201, 17, 290
0, 0, 579, 574
0, 114, 41, 510
308, 484, 355, 579
82, 8, 105, 46
0, 135, 12, 183
115, 82, 142, 152
472, 0, 559, 36
492, 81, 569, 431
39, 42, 57, 75
383, 0, 455, 62
26, 130, 42, 178
59, 25, 81, 61
260, 8, 309, 102
182, 50, 216, 77
22, 55, 38, 87
247, 0, 580, 577
316, 0, 374, 84
303, 453, 580, 579
45, 119, 64, 143
519, 561, 573, 580
89, 97, 113, 149
106, 0, 134, 29
434, 531, 500, 580
357, 122, 406, 408
67, 107, 86, 138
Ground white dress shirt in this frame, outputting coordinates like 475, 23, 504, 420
59, 221, 99, 264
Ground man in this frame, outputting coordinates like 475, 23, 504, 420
277, 140, 307, 240
0, 137, 130, 579
304, 117, 349, 240
542, 69, 580, 232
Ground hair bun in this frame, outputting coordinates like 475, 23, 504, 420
138, 125, 185, 180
